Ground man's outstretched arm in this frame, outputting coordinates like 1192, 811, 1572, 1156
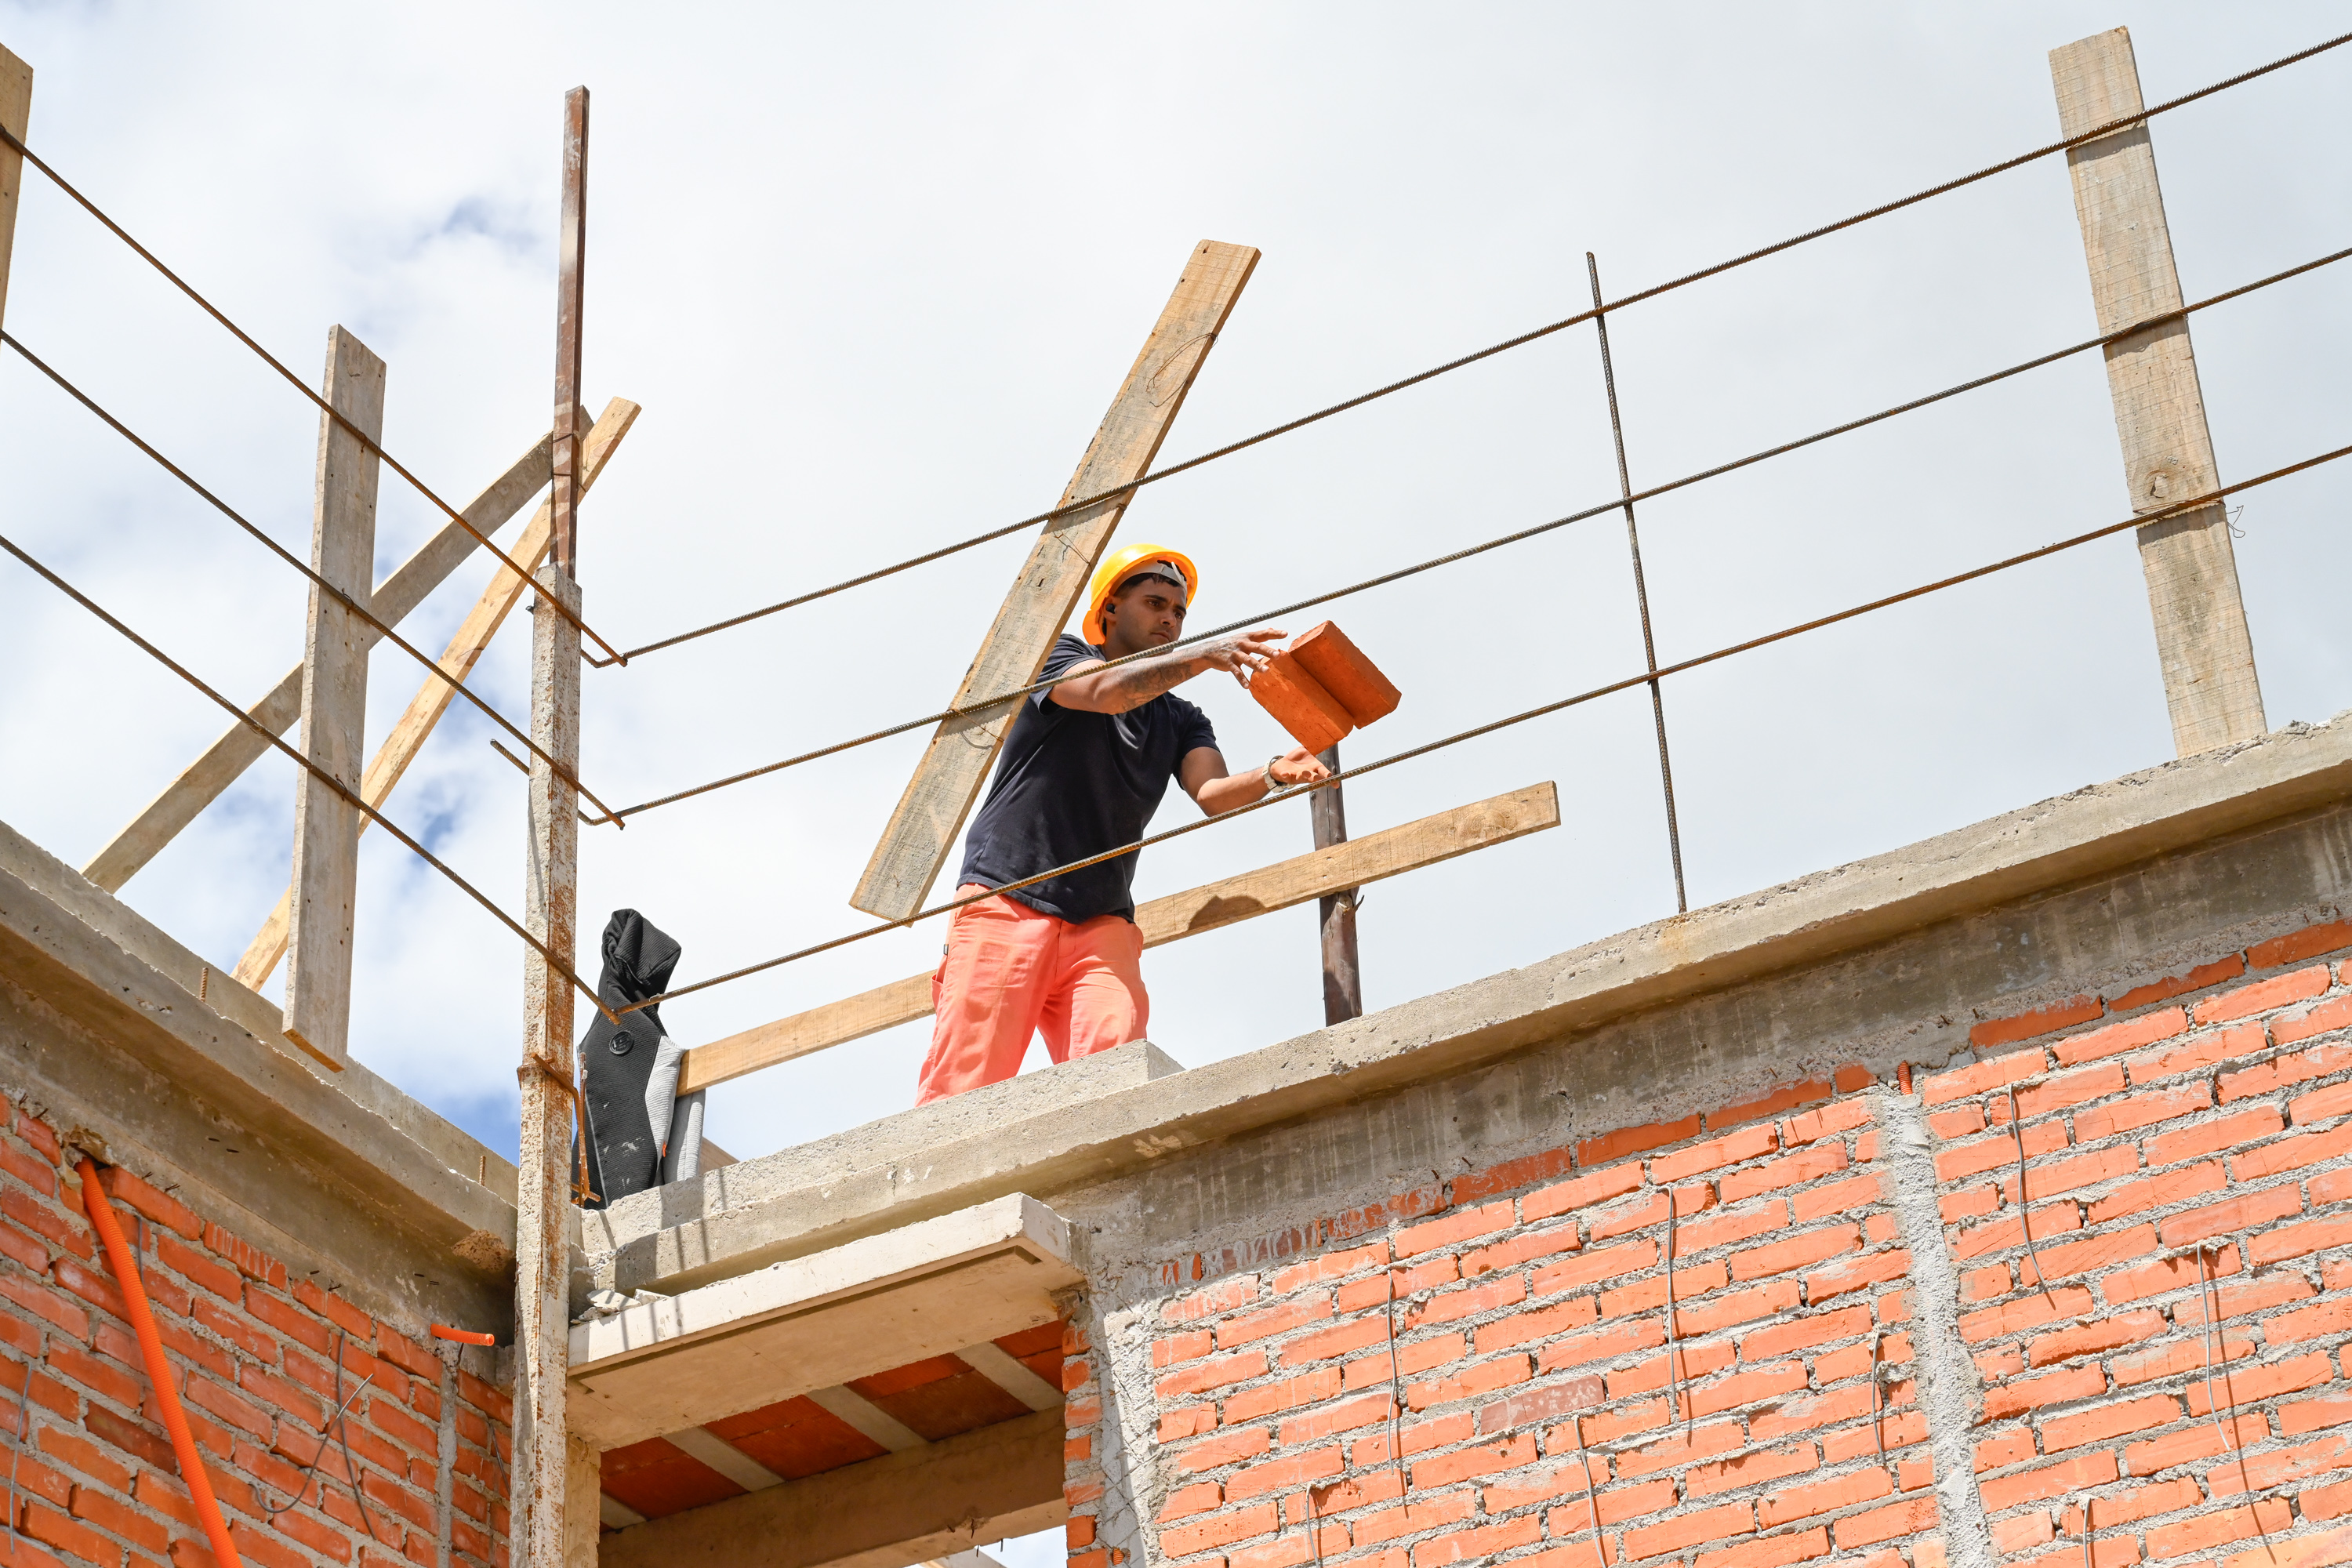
1049, 628, 1288, 714
1182, 745, 1331, 816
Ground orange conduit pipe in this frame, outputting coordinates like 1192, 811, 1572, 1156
77, 1157, 242, 1568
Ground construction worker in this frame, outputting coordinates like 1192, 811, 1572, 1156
915, 543, 1330, 1103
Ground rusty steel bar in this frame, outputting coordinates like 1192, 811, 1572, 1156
611, 438, 2352, 1015
0, 122, 628, 666
603, 241, 2352, 822
585, 26, 2352, 667
0, 528, 611, 1024
1587, 252, 1687, 914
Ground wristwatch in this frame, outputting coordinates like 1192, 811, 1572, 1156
1265, 753, 1287, 788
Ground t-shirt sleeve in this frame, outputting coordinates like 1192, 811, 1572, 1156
1034, 634, 1104, 713
1175, 697, 1218, 759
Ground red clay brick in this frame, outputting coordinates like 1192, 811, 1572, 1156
2185, 1349, 2334, 1417
1937, 1120, 2064, 1184
2238, 1120, 2352, 1178
1982, 1363, 2107, 1421
1270, 1244, 1385, 1296
1720, 1145, 1849, 1203
1688, 1360, 1807, 1420
1709, 1082, 1831, 1130
1652, 1124, 1778, 1185
2159, 1181, 2303, 1247
2198, 964, 2331, 1025
2252, 1215, 2352, 1265
1696, 1526, 1831, 1568
2044, 1392, 2184, 1451
1783, 1098, 1873, 1147
1226, 1445, 1344, 1499
1530, 1240, 1654, 1295
2223, 1040, 2352, 1102
1832, 1496, 1939, 1550
2072, 1083, 2212, 1141
1218, 1296, 1333, 1348
1164, 1276, 1261, 1324
1921, 1050, 2049, 1107
1281, 1393, 1393, 1446
1584, 1184, 1714, 1244
1730, 1225, 1860, 1282
1621, 1500, 1756, 1559
1804, 1248, 1914, 1301
2276, 992, 2352, 1051
2085, 1160, 2225, 1226
1958, 1286, 2092, 1344
1394, 1200, 1516, 1259
2146, 1498, 2292, 1560
1576, 1116, 1700, 1169
1972, 997, 2103, 1051
1679, 1280, 1802, 1333
2129, 1020, 2267, 1086
2148, 1105, 2288, 1167
1157, 1330, 1214, 1367
1675, 1202, 1788, 1254
2017, 1143, 2139, 1202
1159, 1350, 1268, 1400
1686, 1441, 1817, 1499
1405, 1275, 1525, 1330
1222, 1367, 1341, 1424
2107, 963, 2241, 1017
1159, 1501, 1279, 1557
1336, 1257, 1456, 1313
1521, 1163, 1646, 1224
2103, 1243, 2241, 1304
1977, 1451, 2115, 1512
1457, 1225, 1580, 1278
1450, 1145, 1576, 1207
2025, 1309, 2165, 1368
2112, 1331, 2256, 1388
2251, 920, 2352, 970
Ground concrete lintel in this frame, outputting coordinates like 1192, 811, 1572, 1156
0, 815, 546, 1327
598, 1407, 1064, 1568
594, 713, 2352, 1297
569, 1193, 1076, 1448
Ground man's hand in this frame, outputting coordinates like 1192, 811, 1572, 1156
1268, 747, 1330, 787
1197, 628, 1287, 686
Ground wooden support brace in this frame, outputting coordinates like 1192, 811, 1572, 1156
281, 326, 386, 1066
2052, 27, 2264, 755
681, 781, 1559, 1094
233, 398, 641, 990
1312, 743, 1363, 1025
82, 428, 557, 891
851, 240, 1259, 920
0, 42, 31, 337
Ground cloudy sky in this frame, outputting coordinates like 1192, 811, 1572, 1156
3, 2, 2349, 1170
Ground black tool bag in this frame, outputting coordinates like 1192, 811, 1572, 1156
575, 909, 682, 1209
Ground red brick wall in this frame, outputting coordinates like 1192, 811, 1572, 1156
1064, 914, 2352, 1568
0, 1107, 511, 1568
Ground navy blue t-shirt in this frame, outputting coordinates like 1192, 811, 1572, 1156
957, 635, 1220, 923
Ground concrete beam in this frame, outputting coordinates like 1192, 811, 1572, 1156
569, 1194, 1076, 1448
0, 814, 532, 1329
590, 711, 2352, 1298
597, 1409, 1065, 1568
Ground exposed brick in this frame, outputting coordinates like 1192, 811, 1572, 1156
1651, 1124, 1778, 1185
2123, 1412, 2267, 1474
2084, 1160, 2224, 1226
2129, 1020, 2267, 1086
1783, 1098, 1873, 1147
1158, 1350, 1268, 1401
1833, 1496, 1939, 1550
1223, 1368, 1342, 1425
2148, 1105, 2288, 1168
1576, 1116, 1700, 1169
2251, 920, 2352, 969
94, 1167, 201, 1240
1971, 997, 2103, 1051
2025, 1308, 2165, 1368
1457, 1225, 1580, 1278
1720, 1145, 1849, 1204
2107, 963, 2241, 1016
1803, 1248, 1913, 1301
1686, 1441, 1817, 1499
1978, 1451, 2115, 1512
1958, 1286, 2093, 1345
1982, 1363, 2107, 1422
1621, 1500, 1756, 1560
2276, 992, 2352, 1050
1938, 1120, 2064, 1184
1530, 1240, 1654, 1296
2238, 1120, 2352, 1178
1164, 1276, 1261, 1324
2015, 1143, 2138, 1203
2198, 964, 2331, 1025
1520, 1163, 1646, 1224
1679, 1280, 1802, 1333
1730, 1225, 1859, 1281
1954, 1203, 2084, 1260
1696, 1526, 1831, 1568
1158, 1501, 1279, 1558
1217, 1295, 1333, 1348
2146, 1498, 2292, 1560
1709, 1081, 1831, 1130
2252, 1214, 2352, 1265
2103, 1243, 2241, 1305
1270, 1244, 1385, 1296
1395, 1200, 1516, 1259
2159, 1181, 2304, 1247
2071, 1083, 2211, 1141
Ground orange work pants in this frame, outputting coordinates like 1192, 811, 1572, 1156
915, 887, 1148, 1105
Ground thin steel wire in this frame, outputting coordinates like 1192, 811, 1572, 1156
1, 332, 623, 827
613, 438, 2352, 1014
1588, 251, 1686, 914
589, 26, 2352, 666
1664, 1186, 1684, 1428
2009, 1085, 2058, 1306
0, 531, 615, 1025
1570, 1415, 1606, 1568
0, 124, 626, 667
607, 243, 2352, 820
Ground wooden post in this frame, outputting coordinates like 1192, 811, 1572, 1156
515, 85, 587, 1568
0, 42, 31, 337
2051, 27, 2264, 754
281, 326, 386, 1065
1310, 745, 1362, 1025
851, 241, 1259, 921
234, 399, 641, 990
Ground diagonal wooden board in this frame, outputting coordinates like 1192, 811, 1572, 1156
81, 426, 560, 892
234, 399, 641, 990
850, 240, 1260, 921
681, 781, 1559, 1094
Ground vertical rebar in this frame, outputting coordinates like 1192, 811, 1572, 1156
1586, 253, 1687, 913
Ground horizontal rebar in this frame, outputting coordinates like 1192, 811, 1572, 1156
615, 437, 2352, 1015
0, 122, 629, 667
1, 331, 625, 829
586, 25, 2352, 666
604, 241, 2352, 821
0, 530, 615, 1027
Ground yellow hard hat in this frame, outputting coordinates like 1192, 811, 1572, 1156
1082, 543, 1198, 645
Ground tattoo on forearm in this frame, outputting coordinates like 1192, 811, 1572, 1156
1102, 651, 1203, 706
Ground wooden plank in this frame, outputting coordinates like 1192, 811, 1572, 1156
851, 240, 1260, 920
0, 43, 31, 337
514, 85, 587, 1568
82, 428, 555, 891
1311, 743, 1363, 1025
233, 398, 641, 990
682, 781, 1559, 1094
281, 326, 386, 1065
2052, 27, 2264, 754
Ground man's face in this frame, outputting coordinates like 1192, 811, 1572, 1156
1102, 575, 1188, 655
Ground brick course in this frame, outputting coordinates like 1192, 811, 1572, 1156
0, 1109, 507, 1568
1069, 915, 2352, 1568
